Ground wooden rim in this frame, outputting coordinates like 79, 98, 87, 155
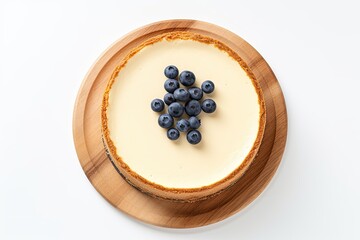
73, 19, 287, 228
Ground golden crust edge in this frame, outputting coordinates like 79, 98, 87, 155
101, 31, 266, 196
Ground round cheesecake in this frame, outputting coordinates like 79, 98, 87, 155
102, 32, 265, 202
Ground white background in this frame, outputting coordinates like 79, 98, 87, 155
1, 0, 359, 239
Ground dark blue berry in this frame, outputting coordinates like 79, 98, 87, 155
201, 80, 215, 94
164, 79, 179, 93
151, 98, 165, 112
187, 130, 202, 144
167, 128, 180, 140
176, 119, 190, 132
188, 87, 203, 100
201, 99, 216, 113
185, 100, 201, 116
158, 114, 174, 128
173, 88, 190, 102
164, 65, 179, 79
164, 93, 175, 105
189, 116, 201, 129
168, 102, 184, 118
179, 70, 195, 86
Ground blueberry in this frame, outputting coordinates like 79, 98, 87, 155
173, 88, 190, 102
164, 93, 175, 105
185, 100, 201, 116
201, 99, 216, 113
167, 128, 180, 140
189, 116, 201, 129
158, 114, 174, 128
168, 102, 184, 118
201, 80, 215, 94
179, 70, 195, 86
176, 119, 190, 132
188, 87, 203, 100
187, 130, 202, 144
164, 65, 179, 79
151, 98, 165, 112
164, 79, 179, 93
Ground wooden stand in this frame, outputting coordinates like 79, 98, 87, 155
73, 19, 287, 228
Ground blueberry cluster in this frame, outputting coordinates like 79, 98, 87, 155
151, 65, 216, 145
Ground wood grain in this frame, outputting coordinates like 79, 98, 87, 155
73, 19, 287, 228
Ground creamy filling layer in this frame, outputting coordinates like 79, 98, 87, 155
107, 39, 260, 188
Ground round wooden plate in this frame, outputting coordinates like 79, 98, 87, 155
73, 19, 287, 228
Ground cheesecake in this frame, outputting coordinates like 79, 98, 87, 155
101, 31, 266, 202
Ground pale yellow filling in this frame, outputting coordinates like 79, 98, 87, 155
107, 39, 260, 188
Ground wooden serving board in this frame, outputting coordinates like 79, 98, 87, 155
72, 19, 287, 228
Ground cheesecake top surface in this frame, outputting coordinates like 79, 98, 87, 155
102, 32, 265, 190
